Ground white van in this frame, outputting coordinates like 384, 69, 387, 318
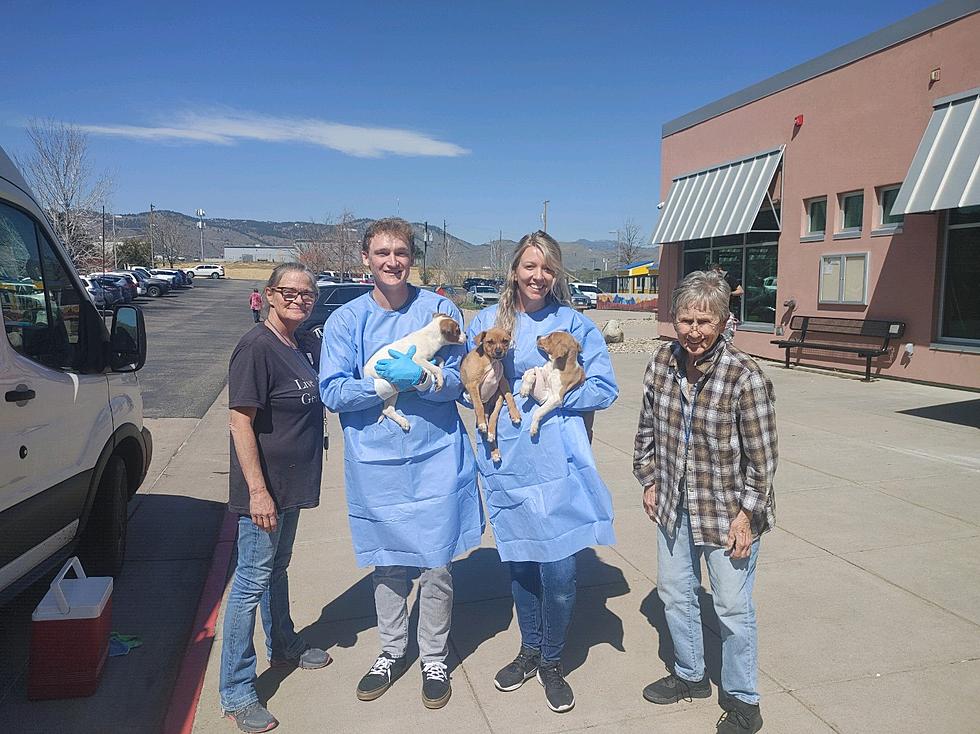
0, 145, 151, 603
569, 281, 602, 308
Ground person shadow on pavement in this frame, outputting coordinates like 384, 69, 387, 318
640, 585, 725, 701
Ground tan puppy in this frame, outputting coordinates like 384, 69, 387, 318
461, 327, 521, 462
364, 313, 465, 431
519, 330, 586, 437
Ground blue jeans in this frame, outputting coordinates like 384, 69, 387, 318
657, 510, 760, 705
510, 555, 576, 664
219, 510, 307, 713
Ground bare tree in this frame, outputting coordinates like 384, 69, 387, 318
436, 225, 462, 285
294, 217, 333, 274
157, 217, 187, 267
17, 118, 112, 267
617, 217, 646, 267
331, 209, 360, 277
488, 235, 509, 279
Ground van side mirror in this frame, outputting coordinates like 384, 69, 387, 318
109, 305, 147, 372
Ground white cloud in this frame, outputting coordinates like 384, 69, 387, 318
77, 110, 469, 158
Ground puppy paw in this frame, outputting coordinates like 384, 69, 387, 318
509, 412, 521, 425
491, 449, 501, 463
477, 422, 487, 434
529, 423, 540, 438
486, 432, 495, 443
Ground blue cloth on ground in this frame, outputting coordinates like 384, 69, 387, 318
375, 346, 423, 389
466, 302, 619, 562
318, 286, 484, 568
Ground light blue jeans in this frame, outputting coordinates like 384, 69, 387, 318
657, 510, 760, 705
219, 510, 307, 713
510, 555, 577, 664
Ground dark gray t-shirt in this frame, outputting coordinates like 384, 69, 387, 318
228, 324, 323, 514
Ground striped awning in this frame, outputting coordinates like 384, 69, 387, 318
652, 146, 784, 245
892, 88, 980, 214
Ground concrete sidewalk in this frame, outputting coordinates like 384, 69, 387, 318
193, 313, 980, 734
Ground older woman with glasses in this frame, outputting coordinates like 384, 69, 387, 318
220, 263, 330, 733
633, 270, 777, 734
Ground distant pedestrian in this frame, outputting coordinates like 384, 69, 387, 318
249, 288, 263, 322
710, 263, 743, 340
634, 270, 776, 734
221, 263, 330, 733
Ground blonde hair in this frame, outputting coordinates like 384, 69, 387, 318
495, 230, 571, 337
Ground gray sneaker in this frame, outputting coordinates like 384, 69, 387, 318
224, 702, 278, 733
642, 672, 712, 704
270, 647, 332, 670
494, 646, 540, 692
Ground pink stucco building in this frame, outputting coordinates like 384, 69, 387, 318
653, 0, 980, 389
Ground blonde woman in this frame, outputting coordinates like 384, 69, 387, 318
465, 231, 618, 713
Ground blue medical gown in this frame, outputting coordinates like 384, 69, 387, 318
466, 302, 618, 562
318, 287, 483, 568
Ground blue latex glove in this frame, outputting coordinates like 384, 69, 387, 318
375, 345, 423, 390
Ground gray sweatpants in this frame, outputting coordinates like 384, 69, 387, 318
372, 564, 453, 665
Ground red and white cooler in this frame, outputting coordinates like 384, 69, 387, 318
29, 557, 113, 700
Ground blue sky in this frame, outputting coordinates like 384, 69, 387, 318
2, 0, 936, 244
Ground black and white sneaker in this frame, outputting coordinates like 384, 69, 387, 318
494, 646, 540, 692
356, 652, 407, 701
537, 662, 574, 713
421, 661, 452, 709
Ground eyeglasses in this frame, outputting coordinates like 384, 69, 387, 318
674, 318, 719, 333
270, 287, 317, 303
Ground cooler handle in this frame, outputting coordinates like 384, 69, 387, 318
50, 556, 87, 615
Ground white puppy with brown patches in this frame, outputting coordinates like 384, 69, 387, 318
364, 312, 465, 431
519, 330, 585, 437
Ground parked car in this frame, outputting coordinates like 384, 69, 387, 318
91, 275, 129, 304
295, 282, 374, 347
132, 266, 178, 291
1, 144, 152, 603
190, 263, 224, 279
151, 268, 191, 288
92, 271, 143, 298
568, 285, 591, 310
462, 277, 495, 291
125, 269, 170, 298
569, 281, 602, 308
467, 285, 500, 305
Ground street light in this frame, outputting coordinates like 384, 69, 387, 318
196, 208, 206, 263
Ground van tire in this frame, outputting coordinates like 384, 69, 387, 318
79, 456, 129, 577
210, 272, 219, 279
147, 284, 162, 297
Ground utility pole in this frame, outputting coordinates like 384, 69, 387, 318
148, 203, 155, 265
423, 220, 429, 279
542, 200, 549, 233
196, 208, 206, 263
101, 205, 106, 275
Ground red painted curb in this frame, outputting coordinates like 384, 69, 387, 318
162, 511, 238, 734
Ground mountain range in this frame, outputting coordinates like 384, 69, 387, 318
109, 211, 656, 272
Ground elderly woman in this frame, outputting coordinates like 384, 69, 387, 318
633, 270, 776, 734
221, 262, 330, 733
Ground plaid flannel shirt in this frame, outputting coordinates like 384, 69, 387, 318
633, 338, 777, 547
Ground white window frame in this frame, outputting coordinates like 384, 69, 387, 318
818, 252, 869, 305
875, 184, 904, 232
804, 197, 827, 239
838, 191, 864, 233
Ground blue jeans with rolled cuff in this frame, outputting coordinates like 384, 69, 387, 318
219, 510, 307, 713
509, 554, 577, 664
657, 509, 760, 705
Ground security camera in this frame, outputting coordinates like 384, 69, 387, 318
656, 201, 665, 210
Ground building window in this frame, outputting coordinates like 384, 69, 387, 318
681, 232, 777, 326
818, 253, 868, 304
878, 185, 904, 227
806, 197, 827, 235
839, 191, 864, 232
939, 206, 980, 343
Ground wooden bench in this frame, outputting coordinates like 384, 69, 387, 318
771, 315, 906, 381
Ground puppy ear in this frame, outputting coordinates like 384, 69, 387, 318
475, 330, 487, 346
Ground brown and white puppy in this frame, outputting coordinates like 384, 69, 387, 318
519, 330, 585, 437
461, 327, 521, 462
365, 312, 465, 431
